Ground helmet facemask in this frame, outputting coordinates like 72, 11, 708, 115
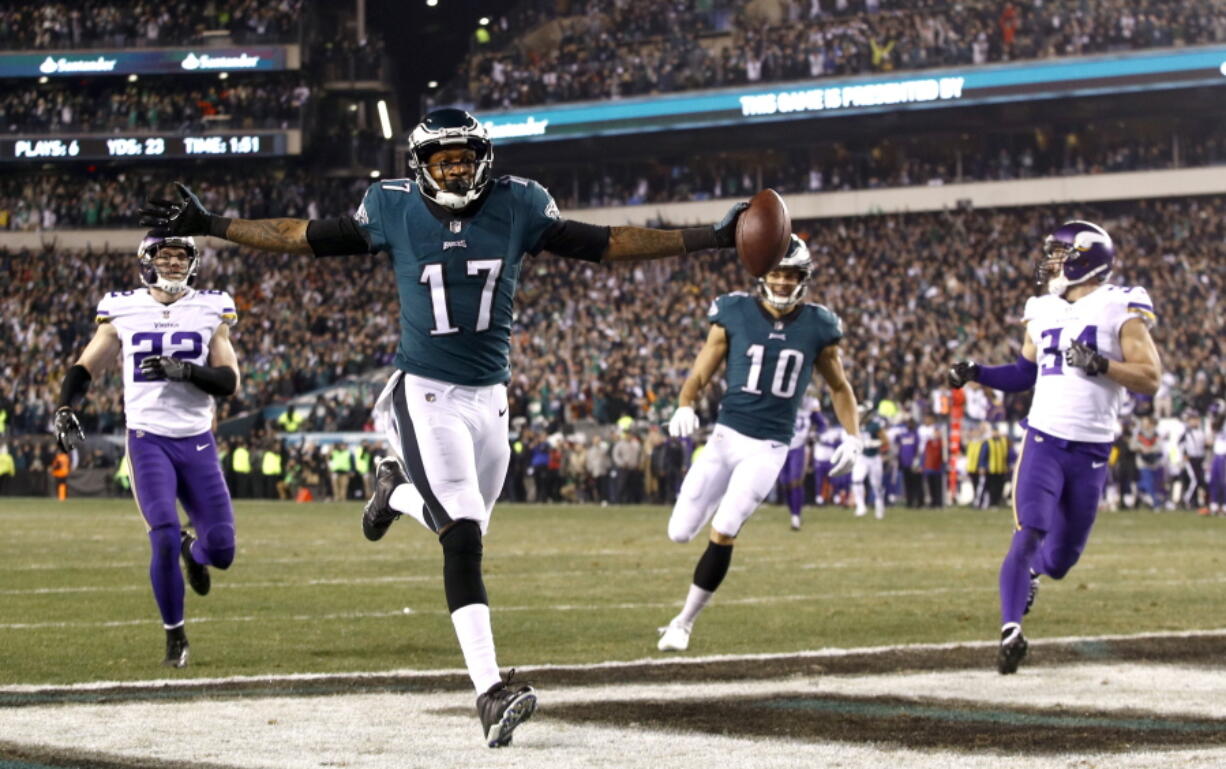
757, 234, 813, 311
138, 234, 199, 295
1038, 220, 1113, 297
407, 109, 494, 210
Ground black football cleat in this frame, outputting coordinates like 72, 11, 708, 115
180, 530, 210, 596
362, 457, 409, 541
163, 627, 189, 668
1024, 569, 1040, 616
997, 623, 1029, 675
476, 670, 537, 748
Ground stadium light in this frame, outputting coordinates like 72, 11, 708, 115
128, 74, 138, 83
479, 17, 489, 25
370, 170, 381, 178
376, 99, 393, 140
427, 80, 438, 88
38, 75, 47, 84
426, 0, 437, 6
218, 72, 229, 80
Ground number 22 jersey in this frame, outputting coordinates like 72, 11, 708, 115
95, 288, 237, 437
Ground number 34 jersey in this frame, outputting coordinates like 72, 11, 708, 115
95, 288, 237, 437
711, 292, 844, 446
1022, 284, 1156, 443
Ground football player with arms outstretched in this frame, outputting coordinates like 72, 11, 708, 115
658, 235, 863, 652
948, 220, 1162, 674
54, 232, 240, 669
138, 108, 751, 748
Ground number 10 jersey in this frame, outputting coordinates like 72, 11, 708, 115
95, 288, 237, 437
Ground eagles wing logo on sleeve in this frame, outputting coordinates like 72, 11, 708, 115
544, 198, 560, 220
354, 200, 370, 225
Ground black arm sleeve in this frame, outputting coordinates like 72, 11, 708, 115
186, 363, 238, 398
532, 219, 610, 263
57, 364, 92, 410
306, 216, 375, 257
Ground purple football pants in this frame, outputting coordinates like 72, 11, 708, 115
777, 446, 807, 517
999, 427, 1110, 625
128, 429, 235, 627
1210, 454, 1226, 507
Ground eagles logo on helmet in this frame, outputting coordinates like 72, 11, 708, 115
407, 108, 494, 210
138, 230, 199, 295
1037, 220, 1114, 297
757, 234, 813, 311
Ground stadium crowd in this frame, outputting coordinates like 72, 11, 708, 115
2, 195, 1222, 510
0, 76, 310, 135
0, 0, 303, 49
3, 126, 1223, 230
449, 0, 1226, 109
0, 170, 363, 231
535, 127, 1225, 209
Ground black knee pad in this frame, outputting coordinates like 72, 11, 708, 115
439, 520, 487, 612
693, 541, 734, 593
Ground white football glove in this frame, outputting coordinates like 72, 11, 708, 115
829, 434, 863, 476
669, 406, 700, 438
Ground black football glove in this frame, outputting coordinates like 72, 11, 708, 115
137, 182, 218, 237
1065, 339, 1109, 376
712, 201, 750, 248
140, 355, 193, 382
948, 360, 979, 389
54, 408, 85, 453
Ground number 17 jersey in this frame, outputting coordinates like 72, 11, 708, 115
711, 292, 844, 445
95, 288, 237, 437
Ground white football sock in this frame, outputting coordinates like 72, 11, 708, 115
389, 482, 424, 516
853, 483, 866, 510
450, 603, 502, 694
677, 584, 714, 627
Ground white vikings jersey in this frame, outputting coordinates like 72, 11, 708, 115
814, 425, 843, 461
790, 396, 821, 450
1023, 284, 1155, 443
96, 288, 237, 437
1214, 425, 1226, 456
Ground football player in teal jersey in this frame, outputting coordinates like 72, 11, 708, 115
657, 235, 864, 652
853, 410, 891, 519
139, 108, 750, 748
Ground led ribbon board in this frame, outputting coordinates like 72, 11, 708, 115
0, 46, 294, 77
478, 46, 1226, 144
1, 133, 291, 161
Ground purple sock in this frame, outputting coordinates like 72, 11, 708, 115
999, 527, 1042, 625
787, 483, 804, 516
149, 525, 185, 627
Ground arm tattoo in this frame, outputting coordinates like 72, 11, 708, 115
605, 226, 686, 262
225, 218, 314, 255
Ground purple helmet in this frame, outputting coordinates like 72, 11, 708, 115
1037, 220, 1114, 296
138, 230, 198, 294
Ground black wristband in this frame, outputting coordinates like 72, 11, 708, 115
681, 227, 720, 253
187, 364, 238, 397
208, 215, 232, 239
58, 364, 92, 409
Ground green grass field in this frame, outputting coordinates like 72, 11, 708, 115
2, 498, 1224, 686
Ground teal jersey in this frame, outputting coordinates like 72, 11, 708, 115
355, 175, 560, 386
862, 418, 885, 457
712, 293, 844, 445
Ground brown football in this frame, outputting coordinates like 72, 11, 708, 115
735, 189, 791, 278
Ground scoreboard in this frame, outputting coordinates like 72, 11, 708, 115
2, 132, 297, 162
